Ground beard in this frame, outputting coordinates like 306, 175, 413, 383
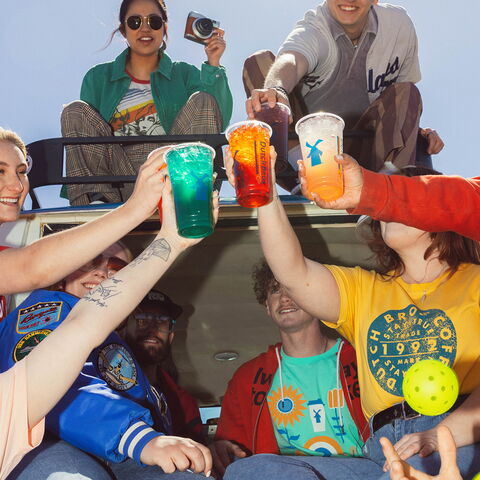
128, 334, 171, 366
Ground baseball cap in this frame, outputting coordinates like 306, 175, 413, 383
138, 289, 183, 319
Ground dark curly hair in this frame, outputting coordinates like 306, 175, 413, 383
366, 166, 480, 277
252, 259, 279, 305
252, 258, 339, 339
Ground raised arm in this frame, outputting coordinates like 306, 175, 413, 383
0, 154, 166, 294
303, 154, 480, 242
351, 168, 479, 239
224, 147, 340, 324
257, 194, 340, 324
23, 164, 218, 420
23, 177, 217, 474
246, 51, 308, 119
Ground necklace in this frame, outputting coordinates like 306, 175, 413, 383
401, 262, 450, 303
351, 36, 361, 48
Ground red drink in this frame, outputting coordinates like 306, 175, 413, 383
225, 121, 273, 208
254, 102, 290, 172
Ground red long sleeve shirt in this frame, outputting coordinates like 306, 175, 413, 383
351, 169, 480, 241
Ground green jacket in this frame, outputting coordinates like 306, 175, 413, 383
80, 48, 233, 132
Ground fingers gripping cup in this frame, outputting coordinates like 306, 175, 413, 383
165, 143, 215, 239
225, 120, 273, 208
295, 112, 345, 202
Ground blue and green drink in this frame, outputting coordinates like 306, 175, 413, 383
165, 143, 215, 239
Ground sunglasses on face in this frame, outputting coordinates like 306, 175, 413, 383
79, 255, 129, 278
134, 313, 175, 332
126, 14, 164, 31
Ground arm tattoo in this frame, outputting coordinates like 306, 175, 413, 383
82, 239, 171, 308
83, 277, 123, 308
129, 238, 171, 267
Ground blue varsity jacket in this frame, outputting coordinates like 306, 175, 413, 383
0, 289, 173, 464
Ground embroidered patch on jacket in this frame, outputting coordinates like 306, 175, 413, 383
13, 329, 52, 362
16, 301, 63, 334
97, 343, 138, 391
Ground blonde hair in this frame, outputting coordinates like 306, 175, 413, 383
0, 128, 27, 159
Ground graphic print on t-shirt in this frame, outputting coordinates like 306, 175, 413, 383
110, 79, 166, 136
367, 304, 457, 396
267, 342, 363, 456
268, 385, 307, 427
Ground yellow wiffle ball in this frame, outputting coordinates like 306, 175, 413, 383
402, 359, 459, 416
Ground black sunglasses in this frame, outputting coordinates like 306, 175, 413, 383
134, 313, 175, 332
126, 14, 164, 31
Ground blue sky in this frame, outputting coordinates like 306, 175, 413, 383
1, 1, 477, 207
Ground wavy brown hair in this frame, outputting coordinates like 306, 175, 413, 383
366, 166, 480, 277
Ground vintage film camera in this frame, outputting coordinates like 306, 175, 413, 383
184, 11, 223, 44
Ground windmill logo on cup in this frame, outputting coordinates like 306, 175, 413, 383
295, 112, 345, 202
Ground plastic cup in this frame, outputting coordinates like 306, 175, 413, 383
295, 112, 345, 201
225, 120, 273, 208
253, 102, 291, 171
165, 143, 215, 239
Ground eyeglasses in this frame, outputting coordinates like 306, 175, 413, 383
134, 313, 175, 332
79, 255, 129, 279
126, 14, 164, 31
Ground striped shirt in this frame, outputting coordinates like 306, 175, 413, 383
110, 71, 166, 136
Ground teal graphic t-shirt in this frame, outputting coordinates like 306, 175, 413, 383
267, 340, 363, 456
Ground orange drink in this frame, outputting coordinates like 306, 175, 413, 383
295, 113, 345, 201
225, 120, 273, 208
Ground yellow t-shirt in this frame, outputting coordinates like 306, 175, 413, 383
324, 263, 480, 421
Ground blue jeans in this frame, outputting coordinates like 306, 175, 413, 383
364, 412, 480, 479
7, 438, 212, 480
6, 438, 112, 480
108, 459, 212, 480
223, 454, 383, 480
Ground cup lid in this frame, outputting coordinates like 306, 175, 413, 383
164, 142, 216, 160
225, 120, 273, 140
258, 101, 292, 116
147, 145, 175, 161
295, 112, 345, 135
